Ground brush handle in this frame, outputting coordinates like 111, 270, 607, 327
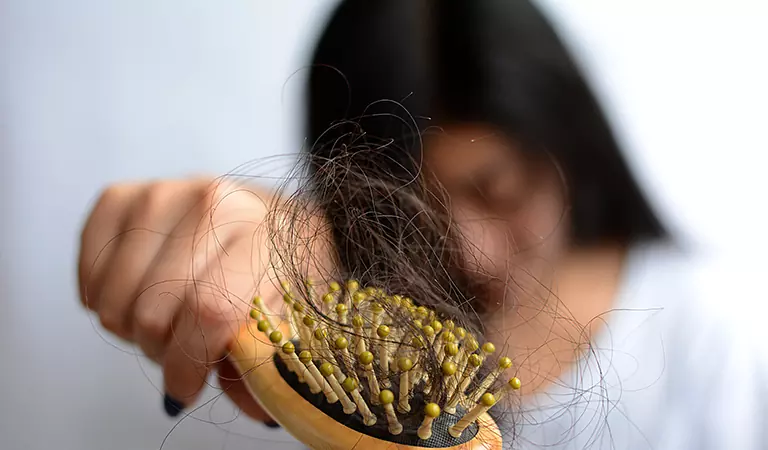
227, 323, 503, 450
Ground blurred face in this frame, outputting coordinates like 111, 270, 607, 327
423, 124, 569, 307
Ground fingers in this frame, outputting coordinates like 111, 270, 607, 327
96, 230, 166, 341
161, 229, 262, 411
128, 183, 216, 359
78, 184, 144, 313
77, 178, 311, 420
132, 236, 216, 366
84, 181, 210, 341
162, 288, 246, 411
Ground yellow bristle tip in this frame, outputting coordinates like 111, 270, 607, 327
282, 342, 295, 354
371, 302, 384, 313
280, 281, 291, 292
509, 377, 522, 390
292, 302, 304, 312
379, 390, 395, 405
431, 320, 443, 333
442, 361, 457, 376
319, 362, 334, 377
335, 337, 349, 349
364, 286, 377, 296
256, 320, 270, 333
322, 293, 334, 304
249, 309, 260, 320
359, 351, 374, 365
283, 293, 293, 303
252, 296, 262, 305
422, 325, 435, 337
352, 291, 366, 304
314, 328, 328, 340
469, 354, 483, 367
398, 357, 413, 371
329, 281, 341, 292
335, 303, 347, 314
269, 330, 283, 344
299, 351, 313, 363
342, 377, 358, 392
482, 342, 496, 354
424, 403, 441, 418
346, 280, 359, 291
377, 325, 390, 338
480, 392, 496, 407
352, 315, 364, 328
303, 316, 315, 327
444, 343, 459, 356
498, 357, 513, 369
455, 327, 467, 339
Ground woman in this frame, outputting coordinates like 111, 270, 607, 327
78, 0, 766, 448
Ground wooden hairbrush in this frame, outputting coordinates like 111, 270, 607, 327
227, 279, 520, 449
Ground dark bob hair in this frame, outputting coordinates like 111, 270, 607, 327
304, 0, 666, 249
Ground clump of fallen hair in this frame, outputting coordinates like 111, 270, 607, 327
274, 119, 489, 317
249, 118, 522, 440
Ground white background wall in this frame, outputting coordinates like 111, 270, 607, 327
0, 1, 335, 449
1, 1, 766, 449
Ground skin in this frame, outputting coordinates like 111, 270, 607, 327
79, 178, 292, 421
424, 125, 625, 391
78, 126, 624, 422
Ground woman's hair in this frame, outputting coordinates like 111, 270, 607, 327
304, 0, 666, 242
295, 0, 667, 323
263, 3, 637, 434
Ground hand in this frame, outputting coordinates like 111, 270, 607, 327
78, 177, 304, 421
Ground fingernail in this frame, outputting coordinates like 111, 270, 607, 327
264, 420, 280, 429
163, 393, 184, 417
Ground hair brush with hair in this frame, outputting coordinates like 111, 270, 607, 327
227, 278, 521, 450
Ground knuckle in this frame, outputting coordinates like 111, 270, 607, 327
132, 181, 210, 226
93, 183, 138, 217
80, 289, 99, 310
128, 186, 178, 229
187, 289, 222, 320
198, 184, 224, 214
197, 304, 224, 328
99, 311, 125, 335
140, 186, 172, 219
80, 186, 121, 238
196, 293, 243, 327
99, 184, 126, 204
135, 306, 167, 340
80, 183, 142, 246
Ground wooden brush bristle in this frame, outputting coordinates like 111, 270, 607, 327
248, 278, 522, 442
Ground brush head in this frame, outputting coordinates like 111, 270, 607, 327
242, 278, 521, 448
274, 349, 482, 447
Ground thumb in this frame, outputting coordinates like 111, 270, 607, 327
162, 307, 234, 416
217, 358, 273, 423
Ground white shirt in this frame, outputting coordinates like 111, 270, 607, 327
509, 242, 768, 449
